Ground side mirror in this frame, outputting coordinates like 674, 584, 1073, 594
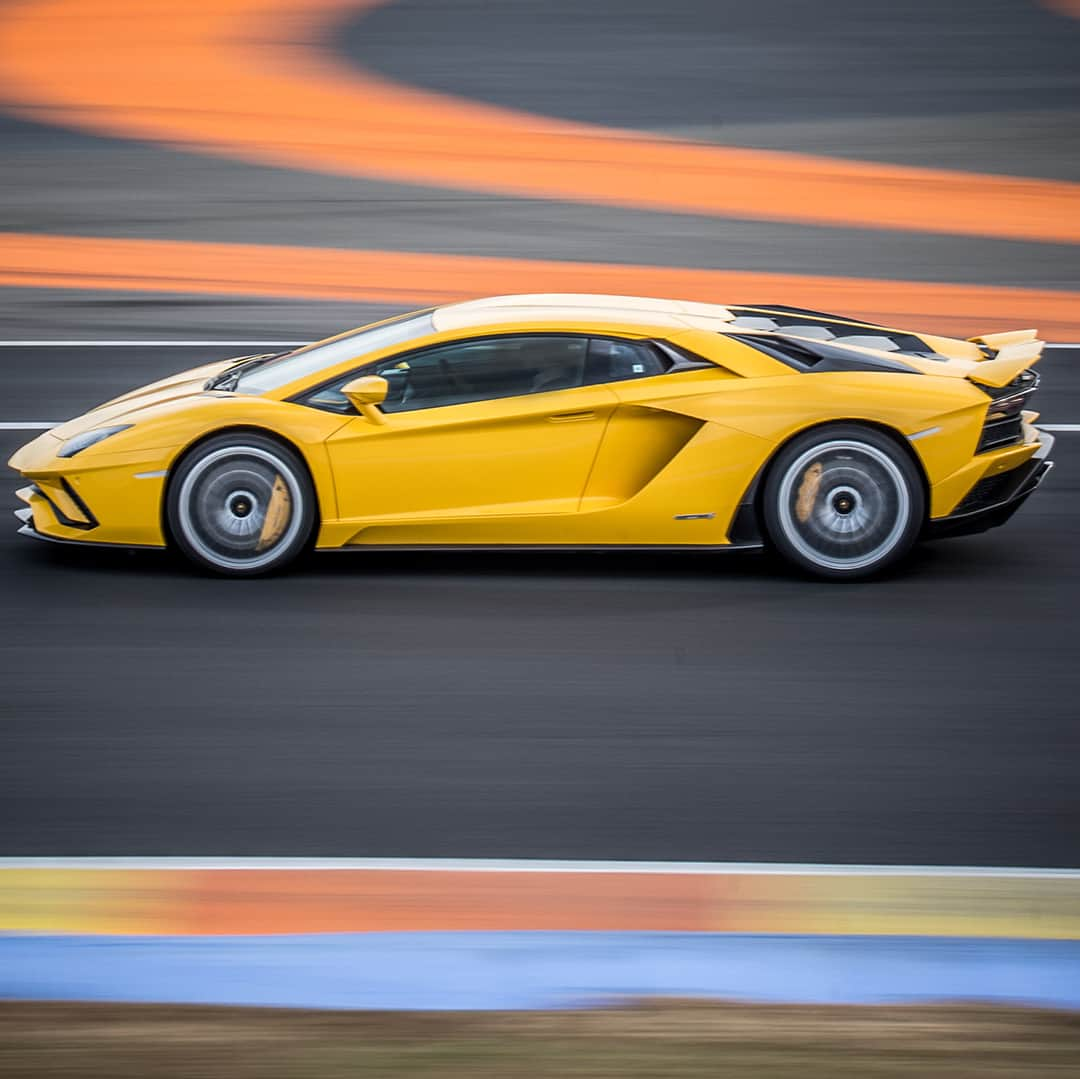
342, 375, 389, 425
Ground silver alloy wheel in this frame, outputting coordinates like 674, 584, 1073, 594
775, 439, 912, 572
175, 445, 304, 572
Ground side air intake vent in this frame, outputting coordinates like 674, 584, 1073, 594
728, 334, 827, 368
731, 306, 943, 358
727, 334, 921, 376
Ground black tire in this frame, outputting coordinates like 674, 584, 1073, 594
166, 432, 315, 577
761, 424, 924, 580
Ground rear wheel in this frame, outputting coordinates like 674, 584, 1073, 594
166, 433, 315, 576
762, 424, 924, 580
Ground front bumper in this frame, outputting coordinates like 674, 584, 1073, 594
924, 429, 1054, 540
12, 464, 169, 548
14, 483, 123, 548
15, 507, 114, 549
10, 425, 174, 547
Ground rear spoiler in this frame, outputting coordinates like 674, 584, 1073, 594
965, 330, 1044, 389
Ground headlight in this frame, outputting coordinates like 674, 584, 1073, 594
57, 424, 133, 458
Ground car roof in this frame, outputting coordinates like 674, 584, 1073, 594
428, 294, 978, 372
432, 294, 738, 334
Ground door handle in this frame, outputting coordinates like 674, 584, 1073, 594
547, 410, 596, 422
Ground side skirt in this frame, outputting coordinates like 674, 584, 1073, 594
325, 542, 765, 553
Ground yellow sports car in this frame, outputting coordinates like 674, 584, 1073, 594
8, 294, 1053, 579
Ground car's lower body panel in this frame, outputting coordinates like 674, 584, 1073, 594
328, 542, 765, 553
10, 429, 1055, 556
924, 431, 1054, 540
13, 483, 162, 549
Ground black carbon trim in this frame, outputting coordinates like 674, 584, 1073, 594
726, 333, 922, 375
924, 459, 1052, 540
974, 369, 1038, 454
977, 415, 1024, 454
978, 368, 1040, 402
29, 481, 99, 531
60, 479, 99, 529
731, 307, 939, 356
734, 304, 884, 327
726, 502, 763, 546
331, 543, 764, 553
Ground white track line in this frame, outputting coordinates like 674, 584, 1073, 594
0, 857, 1076, 877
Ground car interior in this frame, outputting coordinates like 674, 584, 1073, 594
301, 335, 670, 415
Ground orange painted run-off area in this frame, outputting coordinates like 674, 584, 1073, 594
184, 871, 720, 935
2, 233, 1080, 339
1, 869, 717, 935
1, 0, 1079, 245
1043, 1, 1080, 17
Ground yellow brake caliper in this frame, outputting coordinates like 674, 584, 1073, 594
795, 462, 823, 523
255, 474, 291, 552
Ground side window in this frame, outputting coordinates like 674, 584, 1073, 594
302, 335, 589, 415
584, 338, 669, 385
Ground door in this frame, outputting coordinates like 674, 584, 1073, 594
320, 335, 619, 536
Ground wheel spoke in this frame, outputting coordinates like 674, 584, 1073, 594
175, 445, 304, 572
777, 440, 911, 572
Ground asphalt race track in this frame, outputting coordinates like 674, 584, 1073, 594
0, 0, 1078, 867
1, 342, 1078, 865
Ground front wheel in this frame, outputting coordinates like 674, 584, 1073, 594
762, 425, 924, 580
166, 433, 315, 576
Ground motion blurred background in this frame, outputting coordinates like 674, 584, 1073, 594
1, 0, 1079, 904
3, 4, 1080, 1071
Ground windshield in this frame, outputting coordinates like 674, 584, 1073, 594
235, 310, 436, 394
